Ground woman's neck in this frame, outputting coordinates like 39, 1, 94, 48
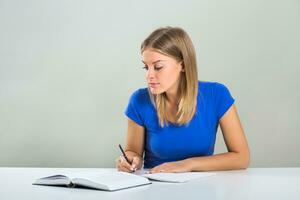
165, 76, 182, 106
166, 91, 180, 106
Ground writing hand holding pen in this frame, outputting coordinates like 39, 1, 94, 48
117, 144, 142, 172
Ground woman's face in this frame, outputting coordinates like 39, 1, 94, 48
142, 49, 183, 95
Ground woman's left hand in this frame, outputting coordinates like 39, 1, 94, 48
149, 160, 191, 173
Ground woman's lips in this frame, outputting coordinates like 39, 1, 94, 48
149, 83, 159, 88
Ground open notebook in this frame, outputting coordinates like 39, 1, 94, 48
33, 170, 215, 191
33, 171, 151, 191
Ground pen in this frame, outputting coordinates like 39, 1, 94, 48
118, 144, 132, 165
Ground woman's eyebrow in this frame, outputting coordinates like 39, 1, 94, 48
142, 60, 166, 65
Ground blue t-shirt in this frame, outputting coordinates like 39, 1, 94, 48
125, 81, 235, 168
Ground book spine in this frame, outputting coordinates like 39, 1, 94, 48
68, 182, 76, 188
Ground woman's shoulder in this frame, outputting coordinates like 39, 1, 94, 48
199, 80, 230, 91
128, 87, 150, 103
198, 80, 233, 100
130, 87, 148, 97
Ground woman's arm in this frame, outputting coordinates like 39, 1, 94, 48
150, 105, 250, 173
116, 118, 145, 172
124, 118, 145, 158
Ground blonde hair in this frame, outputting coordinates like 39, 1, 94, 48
141, 27, 198, 127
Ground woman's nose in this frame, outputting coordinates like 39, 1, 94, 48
146, 67, 156, 79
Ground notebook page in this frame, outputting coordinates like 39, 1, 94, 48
142, 172, 215, 183
64, 171, 150, 190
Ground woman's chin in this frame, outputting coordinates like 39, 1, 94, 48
149, 88, 164, 95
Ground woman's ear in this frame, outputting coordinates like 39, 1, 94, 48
180, 61, 185, 72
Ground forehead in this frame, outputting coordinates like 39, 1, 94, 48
142, 49, 173, 64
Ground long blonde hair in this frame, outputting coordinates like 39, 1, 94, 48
141, 27, 198, 127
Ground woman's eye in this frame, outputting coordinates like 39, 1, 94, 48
154, 66, 163, 71
142, 66, 163, 71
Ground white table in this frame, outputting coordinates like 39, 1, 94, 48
0, 168, 299, 200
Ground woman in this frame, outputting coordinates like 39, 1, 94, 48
116, 26, 250, 173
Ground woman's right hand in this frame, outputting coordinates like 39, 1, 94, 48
116, 154, 143, 173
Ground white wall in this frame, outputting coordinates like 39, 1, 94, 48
0, 0, 299, 167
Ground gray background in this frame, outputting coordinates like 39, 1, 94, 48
0, 0, 299, 167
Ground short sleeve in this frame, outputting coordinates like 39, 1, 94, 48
214, 82, 235, 121
124, 89, 144, 126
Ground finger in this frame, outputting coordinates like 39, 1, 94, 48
116, 157, 123, 169
116, 157, 128, 170
115, 157, 122, 165
119, 156, 135, 171
150, 164, 171, 173
150, 167, 165, 173
131, 157, 140, 170
117, 161, 128, 172
120, 156, 133, 168
118, 164, 134, 173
